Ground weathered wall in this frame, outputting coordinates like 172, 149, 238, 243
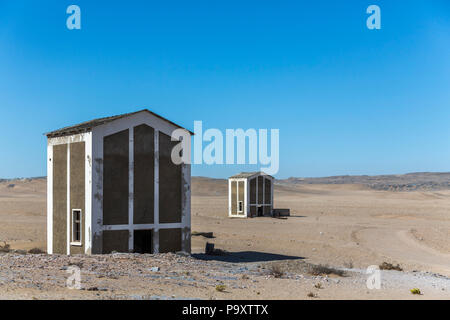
70, 142, 85, 254
133, 124, 154, 224
231, 181, 237, 214
257, 176, 263, 204
250, 178, 256, 204
264, 178, 271, 204
238, 181, 244, 213
102, 230, 129, 253
53, 144, 67, 254
159, 228, 181, 253
103, 129, 129, 225
159, 132, 181, 223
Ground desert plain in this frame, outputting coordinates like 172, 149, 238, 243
0, 173, 449, 299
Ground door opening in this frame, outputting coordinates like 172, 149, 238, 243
257, 206, 263, 217
134, 230, 152, 253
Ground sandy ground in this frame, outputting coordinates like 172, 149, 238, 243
0, 177, 449, 299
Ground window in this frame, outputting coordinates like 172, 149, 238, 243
71, 209, 82, 245
238, 201, 243, 213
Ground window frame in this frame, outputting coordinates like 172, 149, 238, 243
238, 201, 243, 213
71, 209, 82, 246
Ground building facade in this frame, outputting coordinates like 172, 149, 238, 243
46, 110, 192, 254
228, 172, 274, 218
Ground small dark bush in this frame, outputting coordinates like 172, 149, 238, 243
268, 264, 284, 278
28, 248, 45, 254
379, 262, 403, 271
309, 264, 345, 277
215, 285, 226, 292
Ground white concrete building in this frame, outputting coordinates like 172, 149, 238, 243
45, 109, 192, 255
228, 172, 274, 218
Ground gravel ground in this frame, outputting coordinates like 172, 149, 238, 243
0, 252, 448, 300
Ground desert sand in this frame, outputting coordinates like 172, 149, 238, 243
0, 174, 449, 299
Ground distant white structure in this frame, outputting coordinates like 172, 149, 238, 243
228, 172, 274, 218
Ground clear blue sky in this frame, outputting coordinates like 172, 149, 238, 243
0, 1, 449, 179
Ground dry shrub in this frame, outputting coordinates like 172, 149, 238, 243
308, 264, 345, 277
215, 285, 226, 292
307, 292, 317, 298
0, 241, 10, 253
28, 248, 45, 254
268, 264, 284, 278
343, 261, 354, 269
379, 262, 403, 271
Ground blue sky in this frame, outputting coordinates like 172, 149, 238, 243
0, 1, 449, 179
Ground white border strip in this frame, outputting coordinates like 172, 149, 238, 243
47, 144, 53, 254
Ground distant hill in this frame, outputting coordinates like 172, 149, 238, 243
277, 172, 450, 191
2, 173, 450, 193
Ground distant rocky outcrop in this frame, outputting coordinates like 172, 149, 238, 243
278, 172, 450, 191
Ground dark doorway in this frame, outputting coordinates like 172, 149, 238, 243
134, 230, 152, 253
257, 206, 263, 217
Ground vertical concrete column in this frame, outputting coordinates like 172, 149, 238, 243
228, 179, 232, 216
181, 163, 191, 253
66, 143, 71, 255
84, 133, 93, 254
128, 127, 134, 252
91, 129, 104, 254
153, 129, 159, 253
244, 178, 248, 217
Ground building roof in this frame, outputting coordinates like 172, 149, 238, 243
45, 109, 194, 138
229, 171, 274, 179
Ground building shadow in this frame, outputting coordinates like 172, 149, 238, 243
192, 251, 305, 263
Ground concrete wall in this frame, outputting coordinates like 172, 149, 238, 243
250, 178, 256, 204
102, 230, 129, 253
133, 124, 154, 224
238, 181, 245, 214
264, 178, 271, 205
47, 132, 92, 255
159, 228, 181, 253
230, 181, 237, 214
70, 142, 85, 254
52, 144, 67, 254
257, 176, 264, 204
159, 132, 182, 223
103, 130, 129, 225
90, 111, 191, 254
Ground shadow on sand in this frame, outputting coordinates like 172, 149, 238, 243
192, 251, 305, 263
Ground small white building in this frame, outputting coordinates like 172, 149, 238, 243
45, 109, 193, 255
228, 172, 274, 218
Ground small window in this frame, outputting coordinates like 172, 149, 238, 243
238, 201, 243, 213
72, 209, 82, 245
